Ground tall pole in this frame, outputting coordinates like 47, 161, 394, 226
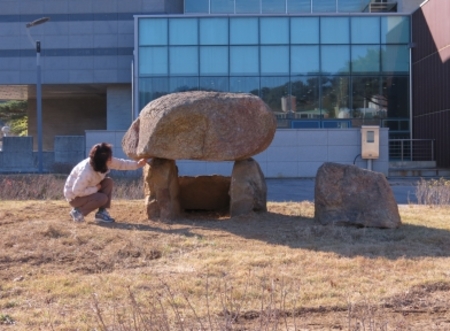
36, 40, 43, 173
26, 17, 49, 173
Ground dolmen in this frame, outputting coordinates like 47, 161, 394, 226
122, 91, 277, 220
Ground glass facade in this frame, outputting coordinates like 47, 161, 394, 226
185, 0, 372, 14
137, 15, 410, 133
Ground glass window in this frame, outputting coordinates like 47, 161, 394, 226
200, 77, 229, 92
230, 77, 260, 94
321, 45, 350, 74
339, 0, 366, 12
321, 17, 349, 44
261, 46, 289, 75
200, 18, 228, 45
261, 76, 290, 112
139, 77, 169, 109
139, 47, 168, 75
230, 46, 259, 75
169, 46, 198, 75
381, 16, 410, 44
382, 76, 409, 118
351, 77, 383, 121
200, 46, 229, 75
170, 77, 199, 93
352, 45, 380, 73
291, 17, 319, 44
262, 0, 286, 13
211, 0, 235, 13
169, 18, 198, 45
313, 0, 336, 12
351, 17, 380, 44
291, 45, 320, 75
291, 77, 319, 114
236, 0, 260, 13
185, 0, 209, 13
288, 0, 312, 13
139, 19, 167, 46
321, 76, 350, 119
230, 18, 258, 45
381, 45, 409, 73
261, 18, 289, 44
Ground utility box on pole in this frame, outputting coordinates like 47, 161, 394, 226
361, 125, 380, 160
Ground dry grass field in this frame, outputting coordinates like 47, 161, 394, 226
0, 175, 450, 330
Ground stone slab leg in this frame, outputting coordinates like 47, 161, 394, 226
143, 158, 181, 221
230, 158, 267, 217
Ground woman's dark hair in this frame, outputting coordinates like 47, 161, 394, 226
89, 142, 113, 173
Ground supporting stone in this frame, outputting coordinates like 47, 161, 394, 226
143, 158, 181, 221
229, 158, 267, 217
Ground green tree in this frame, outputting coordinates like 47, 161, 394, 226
0, 100, 28, 136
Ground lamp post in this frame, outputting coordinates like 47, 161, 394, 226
26, 17, 50, 173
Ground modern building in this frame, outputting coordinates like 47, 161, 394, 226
1, 0, 447, 177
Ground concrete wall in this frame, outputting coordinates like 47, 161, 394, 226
84, 128, 390, 178
0, 0, 183, 85
28, 95, 106, 151
107, 85, 133, 130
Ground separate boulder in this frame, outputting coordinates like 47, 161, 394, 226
122, 91, 276, 161
230, 158, 267, 217
314, 162, 401, 228
144, 158, 181, 220
179, 175, 230, 212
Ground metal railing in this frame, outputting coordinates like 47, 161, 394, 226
389, 139, 435, 162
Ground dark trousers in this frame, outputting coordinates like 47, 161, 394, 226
69, 177, 113, 216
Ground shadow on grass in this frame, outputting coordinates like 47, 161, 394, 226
96, 210, 450, 260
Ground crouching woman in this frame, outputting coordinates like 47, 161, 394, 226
64, 142, 147, 223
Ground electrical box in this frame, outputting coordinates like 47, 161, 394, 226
361, 125, 380, 159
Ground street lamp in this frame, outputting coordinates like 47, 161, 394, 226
26, 16, 50, 173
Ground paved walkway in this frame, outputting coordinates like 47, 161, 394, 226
266, 178, 419, 204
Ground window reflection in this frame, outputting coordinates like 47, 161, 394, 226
211, 0, 234, 13
229, 77, 259, 94
139, 78, 169, 109
321, 17, 350, 44
260, 77, 290, 113
230, 46, 259, 75
200, 46, 228, 75
261, 46, 289, 75
291, 17, 319, 44
291, 45, 320, 75
230, 17, 258, 45
352, 45, 380, 73
169, 46, 198, 75
321, 45, 350, 74
383, 76, 408, 118
313, 0, 336, 12
185, 0, 209, 13
236, 0, 260, 13
200, 77, 229, 92
170, 77, 199, 93
351, 77, 384, 126
351, 17, 379, 44
382, 45, 409, 73
321, 76, 350, 119
288, 0, 311, 13
291, 77, 319, 118
200, 18, 228, 45
261, 18, 289, 44
262, 0, 286, 13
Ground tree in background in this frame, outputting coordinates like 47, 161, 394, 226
0, 100, 28, 136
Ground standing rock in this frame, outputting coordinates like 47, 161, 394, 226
122, 91, 276, 161
230, 158, 267, 217
143, 158, 181, 220
314, 162, 401, 228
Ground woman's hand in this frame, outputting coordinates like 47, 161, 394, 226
137, 159, 148, 167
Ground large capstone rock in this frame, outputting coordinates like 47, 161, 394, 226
122, 91, 277, 161
314, 162, 401, 229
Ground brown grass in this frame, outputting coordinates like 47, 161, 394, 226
1, 192, 450, 330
